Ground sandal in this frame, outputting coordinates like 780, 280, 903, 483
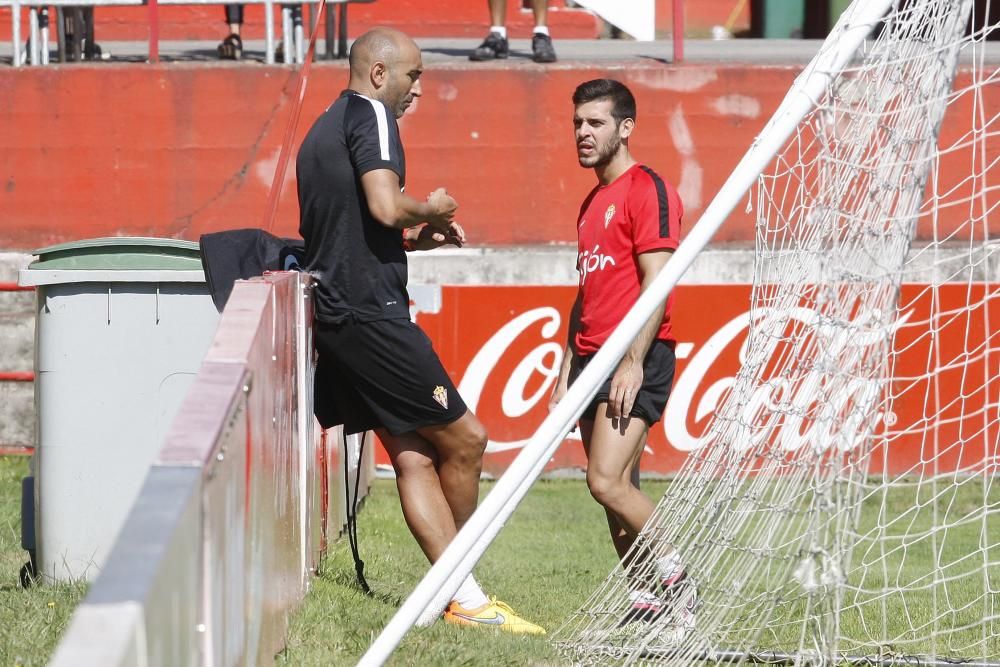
217, 33, 242, 60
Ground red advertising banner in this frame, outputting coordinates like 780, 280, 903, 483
376, 284, 998, 477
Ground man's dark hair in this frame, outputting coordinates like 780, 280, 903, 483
572, 79, 636, 125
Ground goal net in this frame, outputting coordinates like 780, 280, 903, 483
553, 0, 999, 664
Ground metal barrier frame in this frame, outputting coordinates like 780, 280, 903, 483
5, 0, 373, 66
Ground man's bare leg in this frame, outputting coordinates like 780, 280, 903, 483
416, 410, 488, 530
379, 416, 544, 633
488, 0, 505, 27
582, 406, 656, 538
582, 406, 692, 623
375, 411, 486, 561
581, 417, 645, 560
377, 428, 458, 563
531, 0, 547, 27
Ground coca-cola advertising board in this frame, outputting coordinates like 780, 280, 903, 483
387, 284, 998, 477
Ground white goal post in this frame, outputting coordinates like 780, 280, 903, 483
357, 1, 900, 664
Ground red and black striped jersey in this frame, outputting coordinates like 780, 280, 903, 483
574, 163, 683, 355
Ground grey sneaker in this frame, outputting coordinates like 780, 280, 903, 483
531, 32, 557, 63
470, 31, 509, 61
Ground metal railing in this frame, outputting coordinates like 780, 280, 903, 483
5, 0, 374, 66
8, 0, 684, 67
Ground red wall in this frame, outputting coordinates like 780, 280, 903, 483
1, 63, 995, 249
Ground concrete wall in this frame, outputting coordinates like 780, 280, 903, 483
0, 253, 34, 449
0, 246, 759, 449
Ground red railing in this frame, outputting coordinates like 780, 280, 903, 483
0, 282, 34, 383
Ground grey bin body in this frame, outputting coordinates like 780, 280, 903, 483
18, 238, 220, 583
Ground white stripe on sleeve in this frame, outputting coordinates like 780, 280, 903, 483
359, 94, 391, 161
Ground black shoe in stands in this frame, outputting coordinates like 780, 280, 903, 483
218, 33, 242, 60
470, 31, 509, 61
532, 32, 557, 63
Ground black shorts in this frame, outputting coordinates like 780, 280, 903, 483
573, 339, 676, 426
313, 318, 468, 436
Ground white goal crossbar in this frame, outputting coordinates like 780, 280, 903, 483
358, 1, 895, 663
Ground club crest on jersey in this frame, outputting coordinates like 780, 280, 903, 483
604, 203, 616, 228
432, 385, 449, 410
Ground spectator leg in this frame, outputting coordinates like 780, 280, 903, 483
40, 8, 49, 64
28, 8, 38, 65
281, 5, 293, 63
337, 2, 347, 58
56, 7, 66, 62
324, 2, 335, 59
292, 5, 304, 63
68, 8, 83, 62
82, 7, 96, 60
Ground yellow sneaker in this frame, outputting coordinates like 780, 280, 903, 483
443, 597, 546, 635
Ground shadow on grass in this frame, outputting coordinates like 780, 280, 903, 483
318, 566, 404, 608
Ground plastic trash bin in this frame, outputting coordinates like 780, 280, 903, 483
17, 237, 220, 583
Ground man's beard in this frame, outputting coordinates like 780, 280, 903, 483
579, 135, 622, 168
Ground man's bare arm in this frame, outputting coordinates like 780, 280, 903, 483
361, 169, 456, 230
550, 291, 583, 411
403, 222, 466, 251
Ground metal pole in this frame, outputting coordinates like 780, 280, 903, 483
282, 5, 293, 63
13, 0, 22, 66
39, 8, 49, 64
673, 0, 684, 63
265, 0, 275, 64
148, 0, 159, 63
293, 5, 304, 63
28, 8, 38, 65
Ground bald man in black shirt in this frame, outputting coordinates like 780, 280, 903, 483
296, 28, 544, 635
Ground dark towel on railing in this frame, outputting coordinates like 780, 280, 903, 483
199, 229, 305, 312
199, 228, 345, 429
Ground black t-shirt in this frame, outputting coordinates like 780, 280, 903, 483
297, 90, 410, 324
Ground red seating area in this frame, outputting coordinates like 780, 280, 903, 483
0, 0, 749, 42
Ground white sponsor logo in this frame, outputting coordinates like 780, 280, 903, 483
578, 244, 616, 285
663, 307, 906, 455
458, 307, 565, 453
458, 305, 906, 456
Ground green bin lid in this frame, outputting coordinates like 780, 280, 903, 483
29, 237, 202, 271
